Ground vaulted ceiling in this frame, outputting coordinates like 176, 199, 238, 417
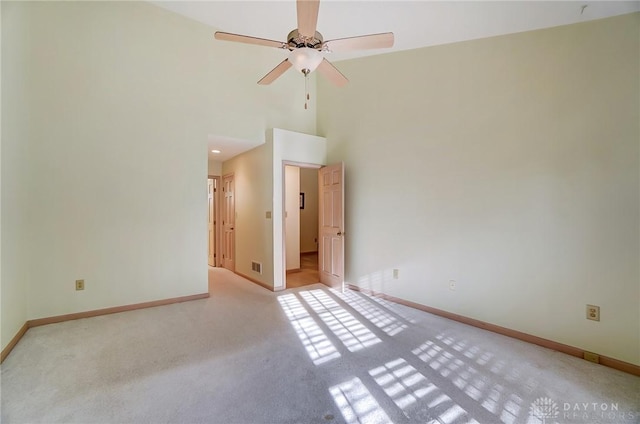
154, 1, 639, 61
156, 1, 639, 161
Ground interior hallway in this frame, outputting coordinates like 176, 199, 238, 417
286, 252, 320, 289
1, 267, 638, 423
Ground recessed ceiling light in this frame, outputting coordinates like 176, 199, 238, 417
211, 149, 221, 154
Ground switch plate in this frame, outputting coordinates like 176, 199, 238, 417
449, 280, 456, 291
266, 211, 272, 219
75, 279, 85, 291
586, 304, 600, 321
392, 269, 399, 279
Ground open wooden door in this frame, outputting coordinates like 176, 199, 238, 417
318, 162, 344, 288
222, 173, 235, 271
208, 179, 215, 266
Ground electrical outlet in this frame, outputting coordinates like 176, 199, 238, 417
583, 351, 600, 363
75, 279, 85, 291
586, 305, 600, 321
392, 269, 399, 279
449, 280, 456, 291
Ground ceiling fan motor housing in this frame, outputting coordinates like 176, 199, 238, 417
287, 29, 323, 50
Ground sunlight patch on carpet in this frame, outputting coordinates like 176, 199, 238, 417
300, 290, 381, 352
330, 377, 391, 424
363, 293, 418, 324
413, 337, 524, 424
330, 289, 408, 336
369, 358, 436, 409
369, 358, 479, 424
278, 293, 341, 365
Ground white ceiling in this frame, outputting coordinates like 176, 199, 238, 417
207, 134, 263, 162
156, 0, 639, 161
155, 0, 638, 62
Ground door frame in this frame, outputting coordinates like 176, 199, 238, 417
222, 172, 236, 272
208, 175, 222, 267
281, 160, 322, 289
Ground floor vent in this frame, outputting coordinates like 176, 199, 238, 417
251, 261, 262, 274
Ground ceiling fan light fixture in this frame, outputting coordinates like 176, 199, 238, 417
288, 47, 323, 73
215, 0, 394, 87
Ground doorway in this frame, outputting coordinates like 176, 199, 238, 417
208, 176, 221, 267
285, 165, 320, 289
222, 173, 235, 271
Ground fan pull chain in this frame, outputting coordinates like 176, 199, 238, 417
304, 71, 309, 110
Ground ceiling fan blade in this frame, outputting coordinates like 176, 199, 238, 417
214, 31, 285, 49
297, 0, 320, 38
323, 32, 394, 52
258, 59, 293, 85
317, 59, 348, 87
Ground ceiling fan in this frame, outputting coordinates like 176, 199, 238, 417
214, 0, 394, 89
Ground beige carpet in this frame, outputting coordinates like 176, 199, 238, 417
1, 267, 638, 423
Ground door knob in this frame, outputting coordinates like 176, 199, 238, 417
337, 231, 344, 236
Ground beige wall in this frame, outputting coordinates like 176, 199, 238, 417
222, 143, 274, 286
1, 1, 29, 349
0, 1, 3, 349
300, 168, 319, 253
285, 166, 301, 270
1, 1, 315, 350
208, 160, 222, 176
222, 129, 326, 289
318, 13, 640, 365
